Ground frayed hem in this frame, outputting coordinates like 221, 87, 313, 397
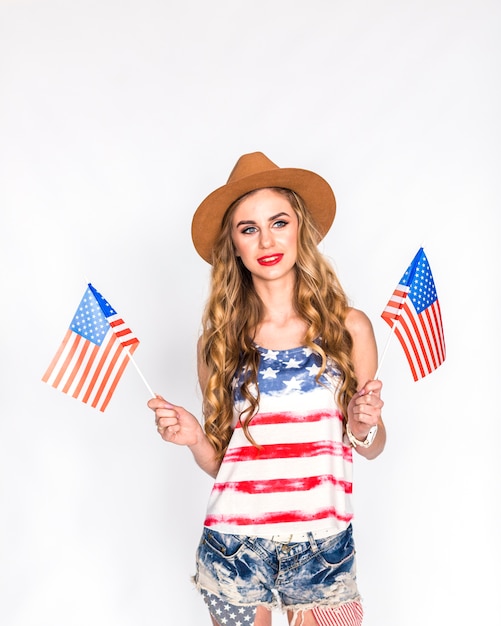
192, 579, 277, 614
192, 577, 363, 626
287, 598, 364, 626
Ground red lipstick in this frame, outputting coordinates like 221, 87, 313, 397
257, 254, 284, 266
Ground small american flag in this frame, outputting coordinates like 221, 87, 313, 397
42, 283, 139, 411
381, 248, 445, 381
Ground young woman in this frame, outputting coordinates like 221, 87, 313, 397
148, 152, 385, 626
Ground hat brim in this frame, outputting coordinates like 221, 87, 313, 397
192, 167, 336, 264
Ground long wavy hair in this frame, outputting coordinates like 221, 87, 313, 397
199, 187, 358, 462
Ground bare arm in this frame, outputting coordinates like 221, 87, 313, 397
345, 307, 386, 460
147, 395, 221, 478
146, 340, 222, 478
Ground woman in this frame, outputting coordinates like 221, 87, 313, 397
148, 152, 385, 626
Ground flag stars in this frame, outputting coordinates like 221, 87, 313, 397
262, 349, 279, 361
283, 376, 302, 392
262, 367, 278, 379
70, 289, 111, 344
201, 592, 256, 625
306, 363, 321, 377
285, 357, 301, 368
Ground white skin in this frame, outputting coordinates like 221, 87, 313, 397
148, 188, 385, 625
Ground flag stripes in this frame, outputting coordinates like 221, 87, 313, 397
387, 296, 445, 380
312, 601, 364, 626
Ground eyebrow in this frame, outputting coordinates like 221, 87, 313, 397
235, 211, 291, 228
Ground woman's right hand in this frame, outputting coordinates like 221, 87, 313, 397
147, 394, 204, 447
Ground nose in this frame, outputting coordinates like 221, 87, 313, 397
259, 229, 274, 248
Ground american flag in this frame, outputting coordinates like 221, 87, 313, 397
42, 283, 139, 411
381, 248, 445, 381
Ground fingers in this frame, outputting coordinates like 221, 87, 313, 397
359, 379, 383, 397
350, 380, 384, 427
147, 393, 168, 410
147, 395, 180, 439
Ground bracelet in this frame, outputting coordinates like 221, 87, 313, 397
346, 423, 378, 448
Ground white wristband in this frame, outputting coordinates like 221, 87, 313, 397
346, 423, 378, 448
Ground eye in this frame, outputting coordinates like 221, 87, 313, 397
241, 225, 258, 235
272, 219, 288, 229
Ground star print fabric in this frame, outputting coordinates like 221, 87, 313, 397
203, 343, 355, 538
200, 589, 256, 625
233, 344, 336, 401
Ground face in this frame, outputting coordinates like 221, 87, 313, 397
231, 188, 299, 283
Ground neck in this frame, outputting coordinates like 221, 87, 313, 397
253, 274, 296, 319
252, 276, 307, 349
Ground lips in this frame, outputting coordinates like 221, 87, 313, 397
257, 254, 284, 266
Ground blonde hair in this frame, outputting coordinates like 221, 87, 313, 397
199, 188, 357, 462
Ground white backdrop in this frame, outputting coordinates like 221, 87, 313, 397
1, 1, 500, 625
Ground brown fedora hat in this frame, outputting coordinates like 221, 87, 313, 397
191, 152, 336, 264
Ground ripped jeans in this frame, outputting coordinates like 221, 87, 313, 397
193, 524, 362, 625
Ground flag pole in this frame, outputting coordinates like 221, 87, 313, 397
125, 350, 155, 398
374, 323, 398, 380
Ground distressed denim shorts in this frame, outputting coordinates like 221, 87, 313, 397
193, 524, 362, 625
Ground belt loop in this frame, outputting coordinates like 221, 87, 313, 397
308, 532, 319, 552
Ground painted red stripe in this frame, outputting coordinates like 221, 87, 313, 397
204, 506, 353, 527
211, 474, 352, 495
234, 409, 343, 428
223, 441, 349, 463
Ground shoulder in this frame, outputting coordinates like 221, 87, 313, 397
345, 308, 378, 383
345, 307, 375, 340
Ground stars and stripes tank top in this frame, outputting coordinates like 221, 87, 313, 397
204, 343, 354, 537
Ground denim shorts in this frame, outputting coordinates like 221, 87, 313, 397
193, 524, 362, 624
